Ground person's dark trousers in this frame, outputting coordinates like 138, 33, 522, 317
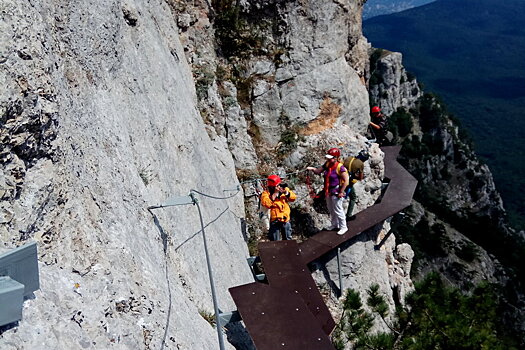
346, 187, 357, 219
268, 221, 292, 241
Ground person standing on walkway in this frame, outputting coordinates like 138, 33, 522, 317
343, 150, 369, 220
307, 148, 349, 235
369, 106, 392, 146
260, 175, 297, 241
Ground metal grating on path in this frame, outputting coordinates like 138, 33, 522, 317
229, 282, 334, 349
258, 241, 335, 335
230, 146, 417, 349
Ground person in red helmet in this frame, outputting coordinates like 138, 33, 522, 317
369, 106, 392, 146
307, 148, 350, 235
260, 175, 297, 241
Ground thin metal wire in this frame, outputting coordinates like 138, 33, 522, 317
190, 188, 241, 200
173, 205, 230, 252
159, 257, 173, 350
149, 193, 231, 350
239, 168, 309, 185
242, 141, 376, 187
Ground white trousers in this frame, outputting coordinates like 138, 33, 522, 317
326, 195, 347, 230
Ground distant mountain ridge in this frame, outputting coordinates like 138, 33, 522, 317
364, 0, 525, 229
363, 0, 435, 19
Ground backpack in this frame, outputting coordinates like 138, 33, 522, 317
343, 157, 364, 181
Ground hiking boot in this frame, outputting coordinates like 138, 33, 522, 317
337, 228, 347, 235
346, 215, 356, 221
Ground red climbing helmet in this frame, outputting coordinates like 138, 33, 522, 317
267, 174, 281, 187
371, 106, 381, 114
325, 147, 341, 159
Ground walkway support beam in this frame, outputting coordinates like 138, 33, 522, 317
337, 247, 343, 297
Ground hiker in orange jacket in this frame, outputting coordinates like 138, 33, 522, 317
260, 175, 297, 241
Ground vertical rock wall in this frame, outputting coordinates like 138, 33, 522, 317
242, 0, 371, 150
370, 51, 505, 223
1, 0, 252, 349
369, 50, 422, 115
369, 45, 523, 334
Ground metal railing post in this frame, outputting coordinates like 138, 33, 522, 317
192, 193, 226, 350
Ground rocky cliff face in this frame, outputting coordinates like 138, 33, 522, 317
369, 50, 421, 115
1, 1, 253, 348
368, 49, 503, 282
175, 0, 372, 167
369, 49, 505, 224
1, 0, 465, 349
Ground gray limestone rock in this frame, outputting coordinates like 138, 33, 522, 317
369, 50, 422, 116
312, 221, 414, 335
1, 1, 252, 349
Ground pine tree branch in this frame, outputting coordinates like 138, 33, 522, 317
423, 309, 450, 339
392, 321, 411, 350
377, 313, 401, 335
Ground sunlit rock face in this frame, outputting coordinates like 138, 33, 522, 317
369, 51, 422, 116
1, 1, 252, 348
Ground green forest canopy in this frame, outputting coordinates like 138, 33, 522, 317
364, 0, 525, 229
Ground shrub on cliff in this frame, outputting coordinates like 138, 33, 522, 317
333, 273, 518, 349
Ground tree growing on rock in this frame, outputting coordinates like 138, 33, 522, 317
332, 273, 517, 349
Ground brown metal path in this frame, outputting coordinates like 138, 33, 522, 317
229, 146, 417, 350
229, 282, 334, 349
258, 241, 335, 335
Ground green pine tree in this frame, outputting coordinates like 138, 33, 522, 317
332, 273, 519, 349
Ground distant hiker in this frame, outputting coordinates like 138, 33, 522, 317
369, 106, 393, 146
260, 175, 297, 241
307, 148, 350, 235
343, 150, 370, 220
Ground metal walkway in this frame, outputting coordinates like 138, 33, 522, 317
229, 146, 417, 349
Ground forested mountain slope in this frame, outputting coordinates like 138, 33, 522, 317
369, 48, 525, 345
364, 0, 525, 229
